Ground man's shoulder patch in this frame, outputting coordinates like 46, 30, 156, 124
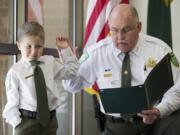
79, 53, 89, 64
170, 52, 179, 68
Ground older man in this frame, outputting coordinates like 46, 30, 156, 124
64, 4, 180, 135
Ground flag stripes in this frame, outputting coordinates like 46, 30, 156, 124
28, 0, 44, 25
83, 0, 109, 48
83, 0, 129, 51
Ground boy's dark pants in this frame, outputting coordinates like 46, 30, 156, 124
14, 115, 58, 135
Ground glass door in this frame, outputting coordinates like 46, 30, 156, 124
0, 0, 15, 134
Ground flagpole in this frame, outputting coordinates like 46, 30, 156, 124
13, 0, 17, 64
13, 1, 18, 134
72, 0, 76, 135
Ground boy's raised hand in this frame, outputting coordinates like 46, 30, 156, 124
56, 36, 70, 50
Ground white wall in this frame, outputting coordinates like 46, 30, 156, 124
171, 1, 180, 60
131, 0, 180, 61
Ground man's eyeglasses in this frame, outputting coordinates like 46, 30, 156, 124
110, 23, 137, 36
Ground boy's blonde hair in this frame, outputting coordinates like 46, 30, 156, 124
18, 22, 45, 43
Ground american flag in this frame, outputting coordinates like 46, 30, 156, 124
27, 0, 44, 25
83, 0, 129, 51
84, 0, 129, 93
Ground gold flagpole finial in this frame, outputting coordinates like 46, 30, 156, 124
163, 0, 173, 7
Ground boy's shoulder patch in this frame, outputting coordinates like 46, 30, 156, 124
170, 52, 179, 68
79, 52, 89, 64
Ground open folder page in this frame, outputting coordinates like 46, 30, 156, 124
99, 53, 174, 114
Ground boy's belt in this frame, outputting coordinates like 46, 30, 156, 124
19, 109, 56, 119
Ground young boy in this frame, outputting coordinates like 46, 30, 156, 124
2, 22, 79, 135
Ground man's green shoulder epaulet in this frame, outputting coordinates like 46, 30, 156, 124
170, 52, 179, 68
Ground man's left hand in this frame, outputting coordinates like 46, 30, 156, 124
137, 108, 160, 124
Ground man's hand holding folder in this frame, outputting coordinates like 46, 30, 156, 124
137, 108, 160, 124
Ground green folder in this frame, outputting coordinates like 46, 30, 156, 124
100, 53, 174, 114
